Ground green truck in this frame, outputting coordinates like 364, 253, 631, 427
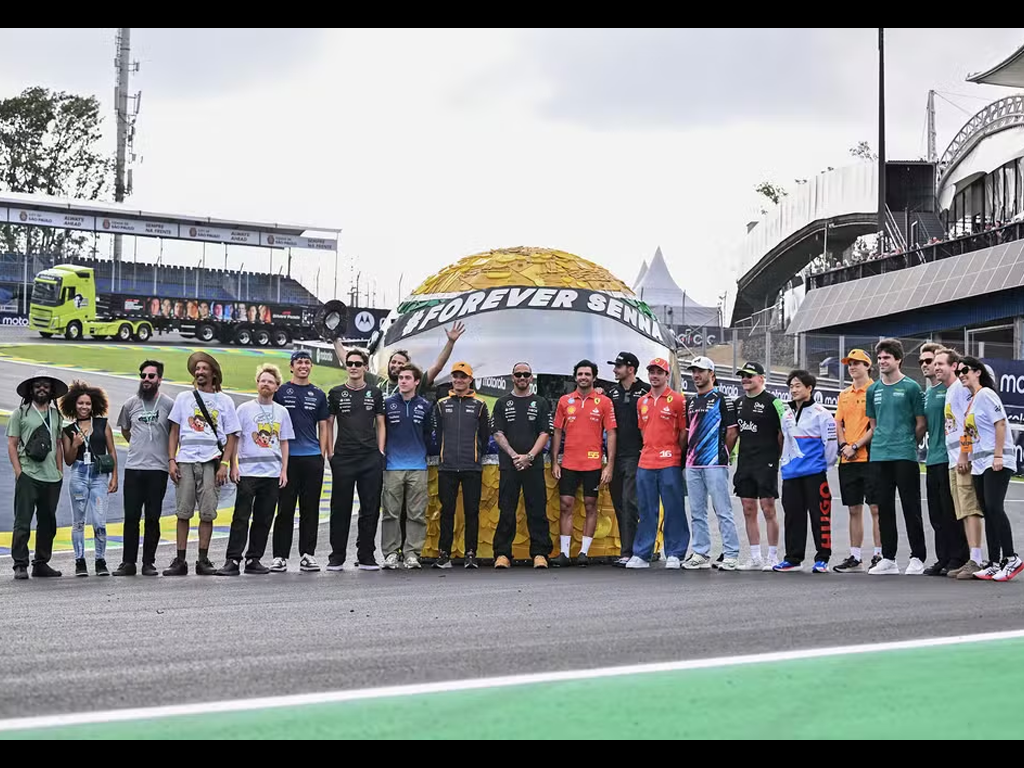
29, 264, 321, 346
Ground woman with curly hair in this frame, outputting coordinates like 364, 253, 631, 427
60, 381, 118, 577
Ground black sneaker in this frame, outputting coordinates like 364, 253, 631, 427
112, 562, 136, 577
13, 566, 28, 580
549, 553, 571, 568
870, 554, 882, 569
141, 563, 159, 577
95, 559, 110, 577
163, 557, 188, 576
433, 552, 452, 569
75, 558, 88, 577
833, 556, 864, 574
216, 560, 241, 576
244, 559, 270, 575
357, 559, 381, 571
195, 557, 217, 576
32, 563, 62, 578
464, 551, 478, 569
923, 562, 946, 577
576, 553, 589, 568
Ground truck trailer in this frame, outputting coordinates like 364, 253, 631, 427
29, 264, 321, 346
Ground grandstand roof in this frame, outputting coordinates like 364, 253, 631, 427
967, 43, 1024, 88
0, 191, 341, 249
787, 238, 1024, 334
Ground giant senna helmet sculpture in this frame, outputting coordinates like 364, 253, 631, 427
372, 246, 678, 393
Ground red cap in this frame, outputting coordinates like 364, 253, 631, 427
647, 357, 670, 373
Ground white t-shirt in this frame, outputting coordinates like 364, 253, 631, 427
964, 387, 1017, 474
943, 379, 971, 466
169, 390, 241, 464
236, 400, 295, 478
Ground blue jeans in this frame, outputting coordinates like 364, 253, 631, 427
69, 461, 108, 561
686, 467, 740, 558
634, 466, 689, 561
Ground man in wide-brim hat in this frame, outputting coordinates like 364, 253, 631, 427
187, 352, 223, 392
9, 370, 69, 580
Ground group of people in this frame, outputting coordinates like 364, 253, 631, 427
6, 329, 1023, 583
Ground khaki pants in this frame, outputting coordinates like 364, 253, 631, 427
949, 467, 983, 520
381, 469, 428, 558
175, 460, 220, 522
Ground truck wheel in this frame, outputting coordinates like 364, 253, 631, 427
134, 323, 152, 342
40, 332, 53, 339
117, 324, 133, 342
255, 329, 271, 347
235, 327, 252, 346
197, 323, 215, 343
65, 321, 82, 341
271, 329, 290, 347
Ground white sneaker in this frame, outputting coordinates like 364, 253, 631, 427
382, 553, 400, 570
269, 557, 288, 573
625, 556, 650, 569
737, 558, 763, 572
664, 556, 682, 570
716, 557, 739, 572
683, 553, 712, 570
994, 555, 1023, 582
404, 554, 422, 570
761, 555, 780, 572
299, 554, 319, 572
326, 561, 345, 572
868, 557, 900, 575
904, 557, 926, 575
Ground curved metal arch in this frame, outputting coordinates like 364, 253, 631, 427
937, 94, 1024, 187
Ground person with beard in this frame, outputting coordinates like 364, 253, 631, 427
165, 352, 240, 576
113, 360, 175, 576
8, 371, 68, 580
334, 322, 466, 399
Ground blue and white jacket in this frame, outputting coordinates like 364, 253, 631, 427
780, 400, 838, 480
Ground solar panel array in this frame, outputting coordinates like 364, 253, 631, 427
787, 240, 1024, 334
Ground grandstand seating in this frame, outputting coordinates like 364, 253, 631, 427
0, 253, 319, 306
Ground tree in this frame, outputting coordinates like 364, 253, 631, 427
849, 141, 877, 161
0, 87, 113, 257
755, 181, 787, 214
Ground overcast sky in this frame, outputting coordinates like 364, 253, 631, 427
0, 28, 1022, 310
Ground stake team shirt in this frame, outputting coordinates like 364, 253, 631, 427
554, 390, 616, 471
637, 388, 687, 470
328, 383, 385, 458
735, 390, 785, 469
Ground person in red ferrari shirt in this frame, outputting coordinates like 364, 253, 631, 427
550, 359, 617, 567
626, 357, 689, 569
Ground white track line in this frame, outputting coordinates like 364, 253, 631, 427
2, 628, 1024, 733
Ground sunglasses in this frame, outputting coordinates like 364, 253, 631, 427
140, 372, 159, 380
345, 360, 365, 368
956, 367, 973, 376
919, 358, 934, 366
740, 374, 755, 380
513, 371, 532, 379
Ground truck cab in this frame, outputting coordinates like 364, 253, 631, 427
29, 265, 98, 340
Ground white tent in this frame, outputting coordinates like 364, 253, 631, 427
633, 247, 719, 327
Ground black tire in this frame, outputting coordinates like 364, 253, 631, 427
134, 323, 152, 342
271, 328, 290, 347
197, 323, 216, 343
65, 321, 82, 341
254, 329, 271, 347
116, 323, 133, 342
40, 332, 53, 338
235, 327, 253, 346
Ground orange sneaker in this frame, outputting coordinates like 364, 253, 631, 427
494, 555, 511, 569
533, 555, 548, 569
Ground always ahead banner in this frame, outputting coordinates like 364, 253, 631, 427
384, 287, 673, 347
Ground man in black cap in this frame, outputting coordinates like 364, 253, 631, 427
8, 370, 68, 579
733, 361, 785, 571
271, 349, 331, 572
606, 352, 649, 567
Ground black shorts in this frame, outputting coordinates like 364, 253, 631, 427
733, 462, 779, 500
559, 468, 602, 499
838, 462, 877, 507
